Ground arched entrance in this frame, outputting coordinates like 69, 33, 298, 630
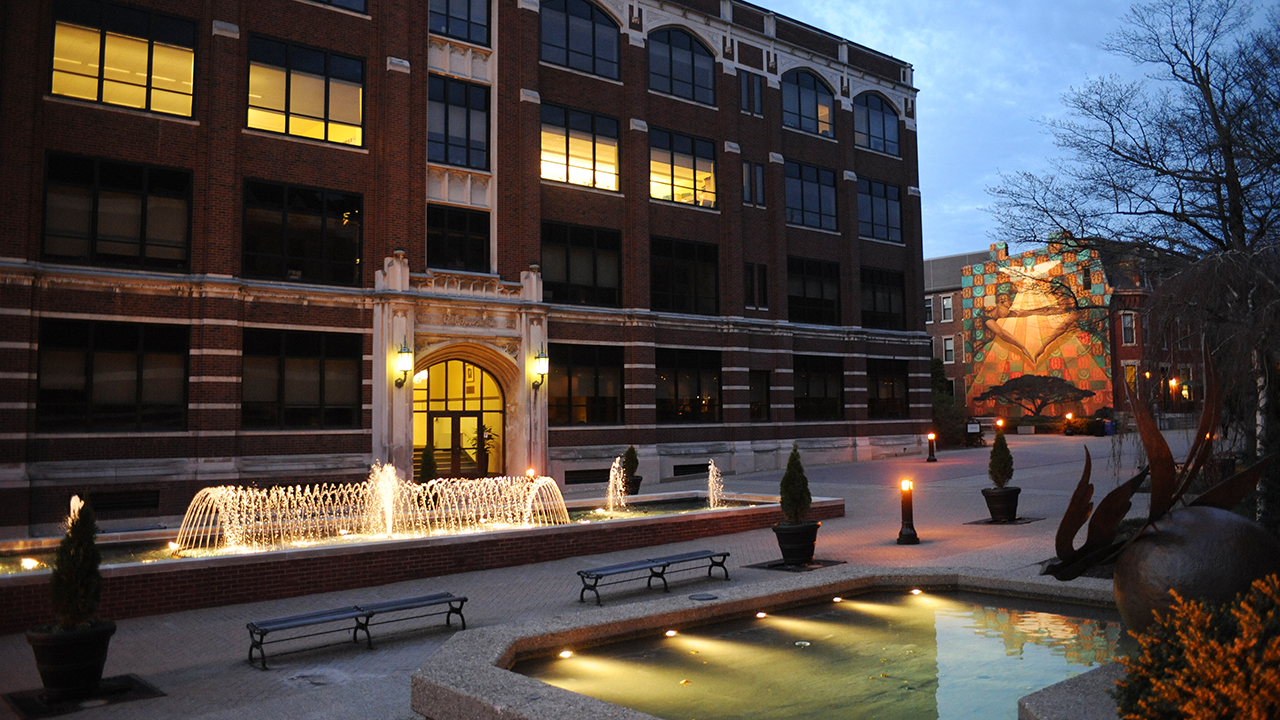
413, 359, 505, 478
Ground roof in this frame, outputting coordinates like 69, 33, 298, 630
923, 250, 991, 292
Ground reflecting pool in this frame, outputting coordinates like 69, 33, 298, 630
515, 591, 1125, 720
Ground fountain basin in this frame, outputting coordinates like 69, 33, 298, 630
0, 492, 842, 634
410, 567, 1119, 720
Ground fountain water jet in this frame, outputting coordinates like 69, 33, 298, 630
606, 456, 627, 513
707, 459, 723, 509
175, 466, 570, 555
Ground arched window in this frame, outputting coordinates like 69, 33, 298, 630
541, 0, 619, 79
781, 70, 833, 137
648, 29, 715, 105
854, 93, 899, 155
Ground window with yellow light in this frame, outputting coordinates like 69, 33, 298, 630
247, 36, 363, 146
51, 0, 195, 117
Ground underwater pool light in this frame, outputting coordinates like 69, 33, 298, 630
558, 650, 573, 659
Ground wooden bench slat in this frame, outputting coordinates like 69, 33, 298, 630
650, 550, 721, 564
579, 560, 663, 577
358, 593, 461, 614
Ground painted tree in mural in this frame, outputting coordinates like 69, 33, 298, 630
974, 374, 1097, 417
988, 0, 1280, 531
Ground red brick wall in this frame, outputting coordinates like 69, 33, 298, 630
0, 500, 843, 633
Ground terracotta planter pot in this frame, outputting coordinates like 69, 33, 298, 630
26, 620, 116, 701
981, 486, 1021, 523
1114, 506, 1280, 634
772, 521, 820, 565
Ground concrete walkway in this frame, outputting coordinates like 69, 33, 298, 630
0, 431, 1189, 720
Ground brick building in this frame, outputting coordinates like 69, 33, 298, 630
0, 0, 929, 538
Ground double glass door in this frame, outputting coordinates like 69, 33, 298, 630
413, 359, 504, 479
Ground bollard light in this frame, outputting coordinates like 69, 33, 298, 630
897, 479, 919, 545
1064, 412, 1074, 436
926, 432, 937, 462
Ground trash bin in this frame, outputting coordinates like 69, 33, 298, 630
1104, 420, 1115, 435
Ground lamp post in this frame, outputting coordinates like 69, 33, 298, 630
897, 479, 919, 545
926, 432, 937, 462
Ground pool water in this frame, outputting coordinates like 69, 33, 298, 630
515, 591, 1125, 720
568, 499, 749, 523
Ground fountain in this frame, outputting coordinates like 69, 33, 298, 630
605, 456, 627, 513
174, 463, 570, 555
707, 459, 723, 509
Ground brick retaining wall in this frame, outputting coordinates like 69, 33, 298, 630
0, 499, 842, 634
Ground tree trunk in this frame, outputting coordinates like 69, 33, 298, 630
1256, 348, 1269, 523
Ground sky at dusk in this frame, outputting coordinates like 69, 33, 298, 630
762, 0, 1143, 259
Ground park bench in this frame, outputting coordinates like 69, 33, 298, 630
246, 591, 467, 669
577, 550, 730, 605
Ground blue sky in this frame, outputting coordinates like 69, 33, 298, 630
762, 0, 1140, 259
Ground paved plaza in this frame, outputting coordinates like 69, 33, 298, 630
0, 431, 1190, 720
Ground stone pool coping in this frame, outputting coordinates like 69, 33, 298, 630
410, 564, 1118, 720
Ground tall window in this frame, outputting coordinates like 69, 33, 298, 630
924, 296, 933, 323
1121, 312, 1136, 345
540, 105, 618, 190
794, 355, 843, 421
785, 160, 837, 230
788, 257, 840, 325
38, 319, 187, 432
548, 344, 623, 425
242, 181, 362, 286
43, 154, 190, 270
51, 0, 195, 117
430, 0, 489, 45
781, 69, 833, 137
540, 0, 618, 79
541, 221, 620, 306
748, 370, 770, 421
248, 37, 364, 146
742, 161, 765, 206
429, 75, 489, 170
861, 267, 905, 330
854, 93, 899, 155
648, 28, 715, 105
649, 129, 716, 207
941, 295, 953, 322
427, 205, 489, 273
943, 337, 955, 364
867, 359, 907, 419
242, 329, 361, 429
857, 178, 901, 242
655, 348, 721, 423
740, 70, 763, 115
744, 262, 767, 310
651, 237, 718, 315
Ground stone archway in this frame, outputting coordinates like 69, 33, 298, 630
413, 343, 522, 479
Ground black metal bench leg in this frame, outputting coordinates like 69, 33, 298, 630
354, 616, 373, 649
648, 566, 669, 593
710, 556, 730, 579
447, 601, 467, 630
580, 578, 602, 605
248, 631, 269, 670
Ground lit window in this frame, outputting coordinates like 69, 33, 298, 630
853, 93, 899, 155
782, 70, 833, 137
858, 178, 902, 243
649, 129, 716, 207
648, 28, 715, 105
248, 37, 363, 146
430, 0, 490, 46
51, 1, 195, 117
43, 154, 191, 270
540, 105, 618, 190
242, 181, 362, 286
540, 0, 619, 79
785, 160, 837, 230
429, 75, 489, 170
941, 295, 953, 322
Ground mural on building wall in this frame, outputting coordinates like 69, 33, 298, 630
962, 242, 1113, 416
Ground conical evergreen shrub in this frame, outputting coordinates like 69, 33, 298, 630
779, 444, 812, 523
50, 497, 103, 629
989, 431, 1014, 488
419, 445, 437, 482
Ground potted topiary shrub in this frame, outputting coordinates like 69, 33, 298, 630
982, 429, 1020, 522
418, 444, 437, 483
622, 445, 642, 495
772, 444, 819, 565
26, 496, 116, 701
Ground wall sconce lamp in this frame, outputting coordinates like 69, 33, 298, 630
897, 479, 919, 545
531, 346, 549, 390
393, 337, 414, 388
